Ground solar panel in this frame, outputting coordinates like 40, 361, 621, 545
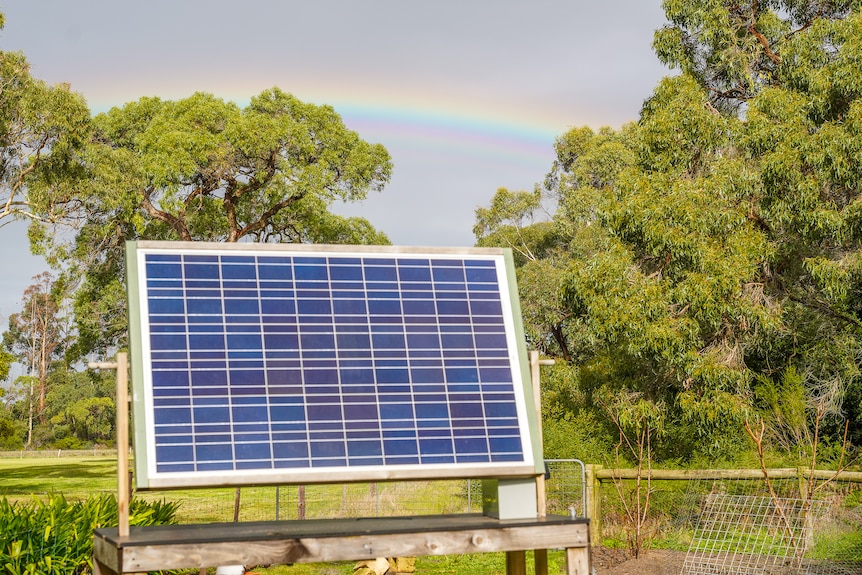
127, 241, 542, 489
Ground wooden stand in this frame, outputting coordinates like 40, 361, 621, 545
93, 513, 590, 575
93, 351, 590, 574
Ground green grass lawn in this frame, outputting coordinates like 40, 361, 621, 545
0, 457, 118, 500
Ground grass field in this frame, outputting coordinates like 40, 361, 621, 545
0, 457, 117, 500
0, 456, 570, 574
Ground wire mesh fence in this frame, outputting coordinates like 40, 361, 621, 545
135, 479, 486, 524
0, 449, 118, 459
545, 458, 587, 517
130, 459, 588, 524
597, 473, 862, 574
682, 494, 829, 575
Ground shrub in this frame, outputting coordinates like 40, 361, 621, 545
0, 415, 24, 450
0, 493, 178, 574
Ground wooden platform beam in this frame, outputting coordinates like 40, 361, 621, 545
93, 513, 590, 575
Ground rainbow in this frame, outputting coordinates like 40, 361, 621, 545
333, 102, 559, 166
86, 84, 566, 173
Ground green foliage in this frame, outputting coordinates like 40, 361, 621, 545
543, 411, 613, 462
2, 272, 72, 434
535, 362, 613, 461
1, 269, 108, 448
0, 413, 24, 450
39, 369, 114, 449
0, 364, 115, 449
474, 0, 862, 463
0, 46, 91, 223
0, 350, 13, 383
31, 87, 392, 245
474, 187, 578, 361
474, 187, 561, 265
51, 397, 114, 446
23, 87, 393, 358
753, 367, 809, 451
0, 494, 177, 574
653, 0, 862, 113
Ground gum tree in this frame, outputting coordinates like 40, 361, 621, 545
553, 77, 772, 458
28, 88, 393, 358
0, 13, 90, 224
479, 0, 862, 459
2, 272, 70, 445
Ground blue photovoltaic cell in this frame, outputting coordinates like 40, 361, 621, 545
137, 248, 527, 479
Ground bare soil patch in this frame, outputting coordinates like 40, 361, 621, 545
593, 547, 686, 575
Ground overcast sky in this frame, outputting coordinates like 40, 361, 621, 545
0, 0, 670, 319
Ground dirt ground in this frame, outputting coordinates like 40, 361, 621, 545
592, 547, 686, 575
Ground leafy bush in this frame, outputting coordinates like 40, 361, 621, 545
51, 435, 86, 450
0, 494, 178, 574
0, 414, 24, 450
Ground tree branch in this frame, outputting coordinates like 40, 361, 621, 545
787, 291, 862, 332
224, 151, 280, 242
140, 185, 191, 240
749, 0, 782, 65
237, 190, 307, 241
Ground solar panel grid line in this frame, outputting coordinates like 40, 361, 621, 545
128, 242, 540, 489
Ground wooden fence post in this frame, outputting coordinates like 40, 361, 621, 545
585, 464, 602, 546
797, 466, 809, 500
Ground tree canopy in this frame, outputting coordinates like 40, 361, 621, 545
23, 88, 393, 358
477, 0, 862, 461
44, 88, 392, 243
0, 15, 90, 225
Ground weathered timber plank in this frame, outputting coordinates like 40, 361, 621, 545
595, 468, 801, 481
120, 523, 589, 572
97, 513, 582, 546
93, 514, 589, 573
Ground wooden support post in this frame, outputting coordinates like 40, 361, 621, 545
535, 549, 549, 575
298, 485, 306, 519
585, 464, 602, 546
531, 350, 548, 575
116, 352, 130, 538
565, 546, 591, 574
88, 353, 131, 574
506, 550, 527, 575
530, 351, 546, 517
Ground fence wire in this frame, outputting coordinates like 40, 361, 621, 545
598, 475, 861, 574
133, 459, 587, 524
545, 459, 586, 517
136, 479, 485, 524
682, 494, 829, 575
